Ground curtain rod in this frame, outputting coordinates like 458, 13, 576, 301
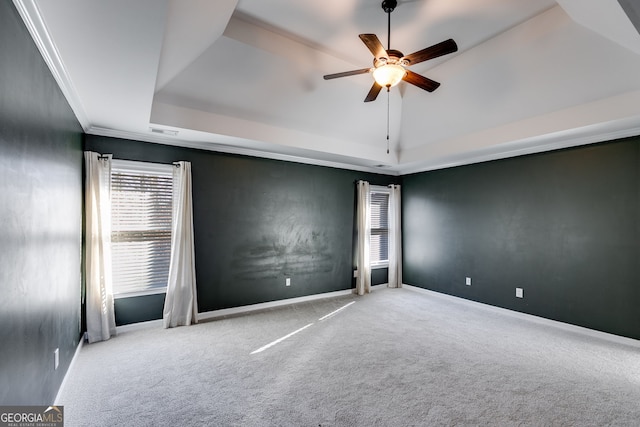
93, 152, 182, 167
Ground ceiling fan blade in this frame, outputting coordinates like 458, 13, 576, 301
403, 70, 440, 92
359, 34, 387, 59
402, 39, 458, 66
364, 82, 383, 102
323, 68, 371, 80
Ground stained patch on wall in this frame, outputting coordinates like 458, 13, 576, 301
232, 230, 334, 280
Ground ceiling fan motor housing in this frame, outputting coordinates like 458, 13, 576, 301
374, 49, 406, 67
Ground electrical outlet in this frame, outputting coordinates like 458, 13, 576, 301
353, 270, 358, 278
465, 277, 472, 286
286, 277, 291, 287
54, 348, 59, 370
516, 288, 523, 298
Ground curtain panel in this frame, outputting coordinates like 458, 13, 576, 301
388, 184, 402, 288
163, 161, 198, 328
84, 152, 117, 343
356, 180, 371, 295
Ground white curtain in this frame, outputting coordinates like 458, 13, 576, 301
163, 161, 198, 328
84, 152, 117, 343
356, 180, 371, 295
388, 184, 403, 288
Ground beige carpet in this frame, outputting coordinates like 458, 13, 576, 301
57, 287, 640, 426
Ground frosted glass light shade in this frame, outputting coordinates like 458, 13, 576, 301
372, 64, 406, 87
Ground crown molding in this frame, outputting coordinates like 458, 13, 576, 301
13, 0, 90, 131
398, 119, 640, 175
88, 127, 400, 176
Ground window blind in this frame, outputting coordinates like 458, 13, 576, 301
370, 191, 389, 265
111, 160, 173, 296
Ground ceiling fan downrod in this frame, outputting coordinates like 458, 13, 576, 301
381, 0, 397, 50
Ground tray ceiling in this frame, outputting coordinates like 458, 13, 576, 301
15, 0, 640, 174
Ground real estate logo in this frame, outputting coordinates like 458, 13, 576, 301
0, 406, 63, 427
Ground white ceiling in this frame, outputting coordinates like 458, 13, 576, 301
15, 0, 640, 175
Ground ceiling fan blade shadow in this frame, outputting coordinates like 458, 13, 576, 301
364, 82, 383, 102
403, 70, 440, 92
402, 39, 458, 65
323, 68, 371, 80
359, 34, 387, 59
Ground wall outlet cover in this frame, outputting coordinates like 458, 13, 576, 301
285, 278, 291, 286
465, 277, 472, 286
516, 288, 523, 298
54, 348, 59, 370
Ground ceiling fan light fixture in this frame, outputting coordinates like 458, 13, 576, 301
373, 63, 406, 88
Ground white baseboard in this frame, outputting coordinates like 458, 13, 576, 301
54, 336, 84, 405
116, 318, 164, 334
198, 288, 357, 322
403, 284, 640, 349
115, 285, 390, 328
114, 286, 376, 332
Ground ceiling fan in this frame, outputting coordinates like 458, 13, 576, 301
323, 0, 458, 102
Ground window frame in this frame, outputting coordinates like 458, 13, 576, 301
369, 185, 390, 269
110, 159, 174, 299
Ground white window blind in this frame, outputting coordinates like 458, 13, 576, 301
111, 160, 173, 296
370, 189, 390, 266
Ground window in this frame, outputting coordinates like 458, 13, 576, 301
370, 186, 390, 267
110, 160, 173, 297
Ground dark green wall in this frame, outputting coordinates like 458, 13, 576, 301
114, 294, 167, 326
85, 136, 397, 324
0, 2, 83, 404
371, 268, 389, 287
403, 138, 640, 340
